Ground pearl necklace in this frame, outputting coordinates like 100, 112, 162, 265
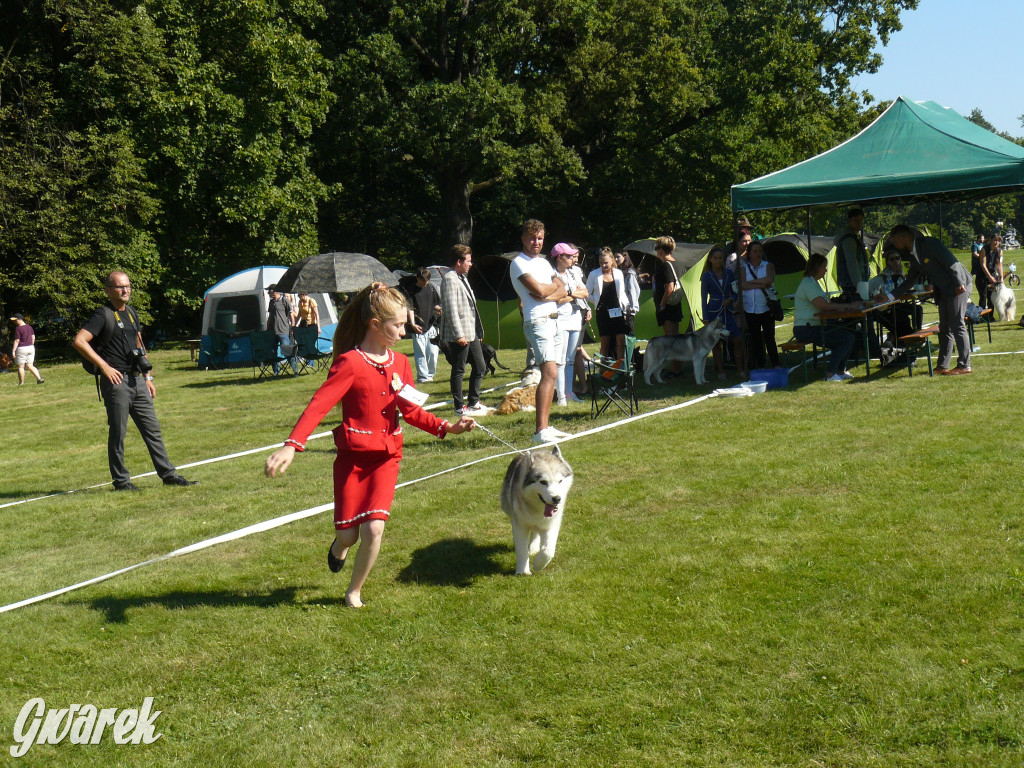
355, 345, 392, 372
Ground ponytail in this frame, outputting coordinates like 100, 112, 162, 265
333, 282, 407, 357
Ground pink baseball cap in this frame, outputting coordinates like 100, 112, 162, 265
549, 242, 580, 259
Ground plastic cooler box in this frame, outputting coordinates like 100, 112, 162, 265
749, 368, 788, 390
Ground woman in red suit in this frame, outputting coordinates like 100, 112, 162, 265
265, 282, 475, 607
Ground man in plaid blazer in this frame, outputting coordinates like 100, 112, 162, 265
440, 245, 487, 415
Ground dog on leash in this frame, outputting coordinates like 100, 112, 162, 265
500, 445, 574, 575
990, 282, 1017, 322
643, 317, 728, 385
435, 339, 510, 376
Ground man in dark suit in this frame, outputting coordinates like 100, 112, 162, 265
886, 224, 973, 374
440, 244, 487, 415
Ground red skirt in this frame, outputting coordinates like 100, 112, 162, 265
333, 450, 400, 530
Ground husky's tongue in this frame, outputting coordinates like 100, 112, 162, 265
544, 503, 557, 517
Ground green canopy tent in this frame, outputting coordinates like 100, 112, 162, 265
731, 97, 1024, 213
731, 98, 1024, 310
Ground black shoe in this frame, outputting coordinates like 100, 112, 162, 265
114, 482, 141, 492
327, 541, 346, 573
162, 474, 198, 487
37, 379, 45, 384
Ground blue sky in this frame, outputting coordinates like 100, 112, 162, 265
849, 0, 1024, 137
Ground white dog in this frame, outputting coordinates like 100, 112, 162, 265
521, 367, 542, 386
499, 445, 574, 575
643, 317, 728, 385
990, 282, 1017, 322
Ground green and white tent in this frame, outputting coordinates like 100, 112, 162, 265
731, 97, 1024, 212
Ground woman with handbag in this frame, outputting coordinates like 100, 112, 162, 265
653, 236, 684, 337
737, 240, 780, 369
700, 247, 745, 380
551, 243, 588, 405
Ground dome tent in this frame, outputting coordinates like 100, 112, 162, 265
197, 266, 337, 368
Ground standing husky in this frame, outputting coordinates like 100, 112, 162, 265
643, 317, 728, 385
500, 445, 574, 575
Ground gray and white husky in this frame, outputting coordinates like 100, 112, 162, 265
500, 445, 574, 575
643, 317, 729, 385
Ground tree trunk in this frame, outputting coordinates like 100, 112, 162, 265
440, 173, 473, 247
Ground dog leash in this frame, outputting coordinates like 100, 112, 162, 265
473, 422, 528, 455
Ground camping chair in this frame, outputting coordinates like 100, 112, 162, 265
251, 330, 284, 379
293, 326, 332, 374
205, 329, 230, 369
587, 335, 640, 419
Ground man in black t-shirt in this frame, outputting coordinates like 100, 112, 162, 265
73, 271, 197, 491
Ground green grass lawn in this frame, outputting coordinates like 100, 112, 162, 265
2, 289, 1024, 766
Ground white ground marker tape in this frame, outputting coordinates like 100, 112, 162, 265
0, 378, 525, 511
1, 389, 714, 614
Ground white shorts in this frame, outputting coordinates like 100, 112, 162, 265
524, 316, 563, 364
15, 345, 35, 366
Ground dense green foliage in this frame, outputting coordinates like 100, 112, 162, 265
4, 0, 1022, 340
1, 0, 331, 334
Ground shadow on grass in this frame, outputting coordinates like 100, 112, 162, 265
397, 537, 510, 587
80, 586, 302, 623
0, 488, 91, 501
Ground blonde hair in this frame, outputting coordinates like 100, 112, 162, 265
655, 236, 675, 255
333, 282, 407, 357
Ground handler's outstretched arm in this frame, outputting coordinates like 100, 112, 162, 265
265, 445, 296, 477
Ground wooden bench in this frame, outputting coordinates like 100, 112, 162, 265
966, 307, 992, 348
899, 326, 938, 377
780, 339, 817, 383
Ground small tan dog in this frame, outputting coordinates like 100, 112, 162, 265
496, 385, 539, 415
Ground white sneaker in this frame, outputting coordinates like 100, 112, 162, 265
566, 392, 585, 403
556, 397, 567, 407
532, 427, 566, 444
838, 371, 854, 380
548, 427, 571, 438
462, 403, 490, 416
825, 373, 847, 382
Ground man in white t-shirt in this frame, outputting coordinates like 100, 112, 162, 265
509, 218, 570, 443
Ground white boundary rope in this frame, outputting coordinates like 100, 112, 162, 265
0, 379, 524, 511
1, 390, 714, 614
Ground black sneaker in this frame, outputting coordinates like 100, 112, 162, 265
114, 482, 141, 492
163, 475, 198, 487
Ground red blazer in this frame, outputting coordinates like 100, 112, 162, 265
287, 348, 449, 456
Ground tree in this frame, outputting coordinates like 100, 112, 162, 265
0, 0, 164, 328
141, 0, 333, 329
314, 0, 919, 259
0, 0, 332, 336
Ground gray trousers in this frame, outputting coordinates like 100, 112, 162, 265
936, 288, 970, 369
101, 375, 176, 486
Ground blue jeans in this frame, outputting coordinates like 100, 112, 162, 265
557, 326, 581, 400
412, 332, 438, 381
794, 323, 856, 376
274, 333, 299, 375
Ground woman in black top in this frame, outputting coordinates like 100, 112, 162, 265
653, 236, 683, 334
